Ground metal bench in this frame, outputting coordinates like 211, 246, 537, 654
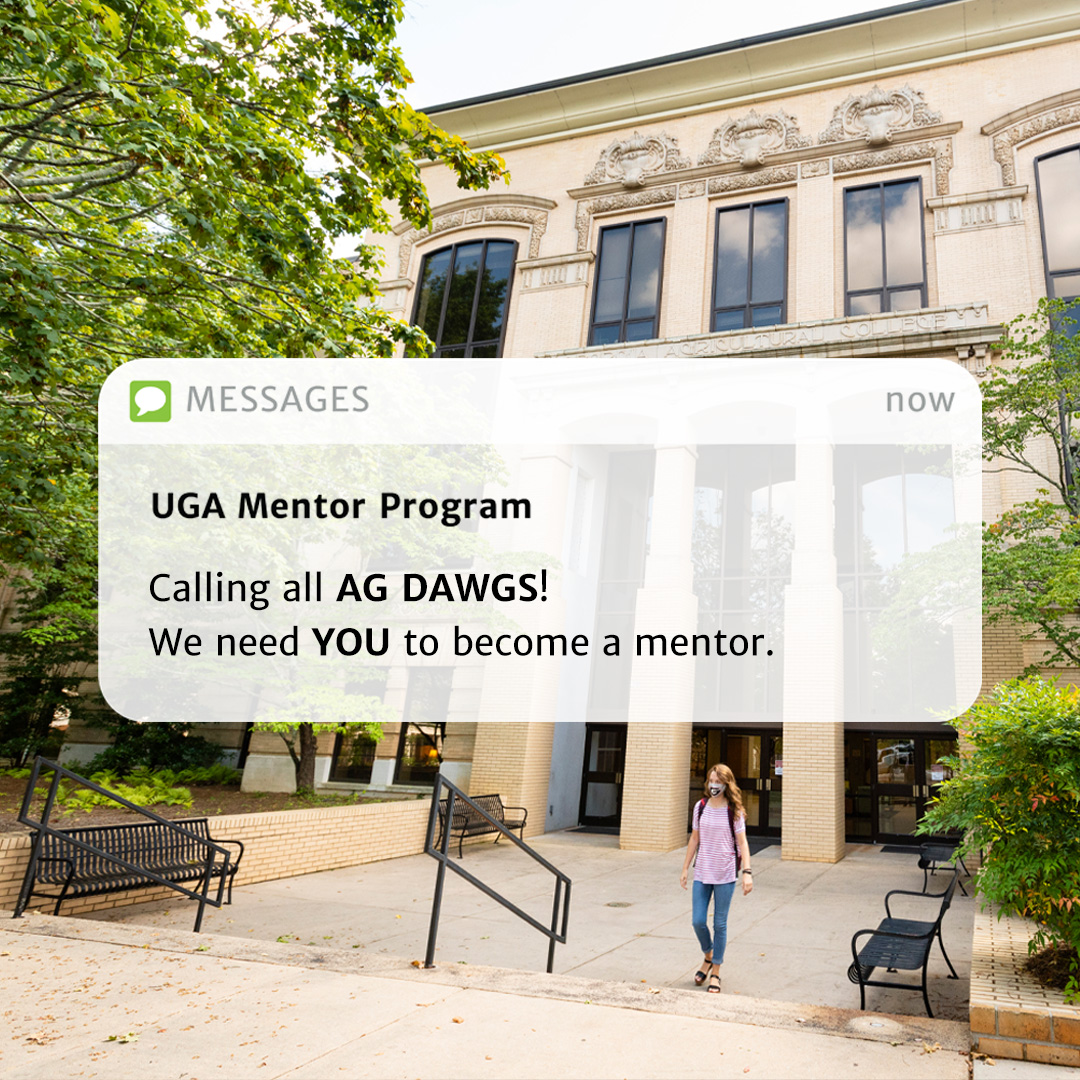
918, 841, 970, 896
436, 793, 527, 858
848, 864, 960, 1017
20, 818, 244, 916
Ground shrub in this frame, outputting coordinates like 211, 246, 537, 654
918, 678, 1080, 1000
82, 720, 224, 775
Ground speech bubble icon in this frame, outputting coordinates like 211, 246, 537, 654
130, 381, 171, 422
135, 386, 166, 416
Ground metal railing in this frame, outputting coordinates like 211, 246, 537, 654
423, 776, 571, 973
12, 757, 233, 932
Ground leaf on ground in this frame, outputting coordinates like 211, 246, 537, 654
452, 1017, 464, 1024
106, 1033, 139, 1044
648, 988, 661, 994
921, 1042, 942, 1054
410, 960, 422, 967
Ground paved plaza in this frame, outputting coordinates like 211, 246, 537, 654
84, 830, 974, 1021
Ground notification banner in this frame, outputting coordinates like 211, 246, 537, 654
98, 358, 981, 726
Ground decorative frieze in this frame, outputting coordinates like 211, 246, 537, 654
988, 101, 1080, 186
398, 203, 550, 277
575, 185, 677, 251
819, 85, 943, 146
678, 180, 706, 199
832, 139, 953, 196
706, 166, 798, 196
698, 109, 810, 168
801, 159, 830, 178
583, 131, 691, 188
546, 304, 995, 359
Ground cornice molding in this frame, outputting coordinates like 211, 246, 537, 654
391, 194, 557, 236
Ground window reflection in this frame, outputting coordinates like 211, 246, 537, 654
836, 446, 956, 719
844, 179, 926, 314
1036, 147, 1080, 305
590, 219, 666, 344
413, 240, 516, 357
713, 200, 788, 331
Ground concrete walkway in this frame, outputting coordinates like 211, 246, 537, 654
2, 912, 971, 1079
83, 832, 975, 1021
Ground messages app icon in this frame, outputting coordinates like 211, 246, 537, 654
130, 381, 171, 422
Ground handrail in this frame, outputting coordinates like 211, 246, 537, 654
423, 775, 571, 974
13, 756, 233, 932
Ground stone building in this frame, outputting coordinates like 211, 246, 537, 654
68, 0, 1080, 860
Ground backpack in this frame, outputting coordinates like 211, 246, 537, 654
696, 797, 743, 874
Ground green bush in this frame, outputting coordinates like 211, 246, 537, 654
82, 720, 225, 775
918, 678, 1080, 1000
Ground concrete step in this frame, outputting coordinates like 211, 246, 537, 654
3, 909, 970, 1052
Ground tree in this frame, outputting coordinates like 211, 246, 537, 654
982, 298, 1080, 668
0, 0, 506, 567
0, 0, 506, 752
254, 686, 391, 791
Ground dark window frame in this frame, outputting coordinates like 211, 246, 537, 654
411, 238, 518, 357
711, 198, 789, 332
1034, 143, 1080, 303
843, 178, 928, 316
588, 217, 667, 345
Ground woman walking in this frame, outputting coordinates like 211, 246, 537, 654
680, 763, 753, 992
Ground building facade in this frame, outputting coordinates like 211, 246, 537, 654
69, 0, 1078, 862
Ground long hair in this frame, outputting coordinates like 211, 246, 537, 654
704, 762, 745, 818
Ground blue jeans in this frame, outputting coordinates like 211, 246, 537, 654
691, 880, 736, 964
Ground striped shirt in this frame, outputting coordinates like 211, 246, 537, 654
692, 799, 746, 885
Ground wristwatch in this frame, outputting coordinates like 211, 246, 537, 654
741, 869, 753, 876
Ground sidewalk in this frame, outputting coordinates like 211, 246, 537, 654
2, 912, 973, 1079
81, 831, 975, 1021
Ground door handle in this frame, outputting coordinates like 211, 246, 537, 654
765, 779, 771, 791
912, 784, 919, 797
616, 773, 622, 784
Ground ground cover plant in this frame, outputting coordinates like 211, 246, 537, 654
918, 677, 1080, 1000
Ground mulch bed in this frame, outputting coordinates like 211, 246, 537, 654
1025, 943, 1079, 993
0, 773, 387, 833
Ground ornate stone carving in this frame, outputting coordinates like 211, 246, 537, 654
819, 85, 943, 146
519, 253, 593, 291
583, 131, 691, 188
800, 159, 830, 179
698, 110, 810, 168
678, 181, 706, 199
575, 185, 677, 251
832, 140, 953, 196
931, 189, 1025, 233
398, 205, 548, 276
990, 102, 1080, 186
706, 167, 798, 196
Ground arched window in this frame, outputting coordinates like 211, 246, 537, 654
1035, 145, 1080, 305
412, 239, 517, 356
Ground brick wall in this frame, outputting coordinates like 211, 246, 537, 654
0, 798, 432, 919
970, 902, 1080, 1065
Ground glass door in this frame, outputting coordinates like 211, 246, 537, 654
844, 732, 958, 842
689, 729, 783, 837
579, 724, 627, 828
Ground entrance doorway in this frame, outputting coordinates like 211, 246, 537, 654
845, 732, 957, 842
578, 724, 627, 829
689, 728, 782, 836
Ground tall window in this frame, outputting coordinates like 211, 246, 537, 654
394, 668, 453, 786
413, 240, 516, 357
844, 179, 926, 315
712, 200, 788, 331
328, 672, 389, 784
1035, 146, 1080, 304
589, 219, 666, 345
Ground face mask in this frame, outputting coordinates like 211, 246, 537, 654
708, 782, 725, 796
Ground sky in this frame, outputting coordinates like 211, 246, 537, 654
396, 0, 904, 110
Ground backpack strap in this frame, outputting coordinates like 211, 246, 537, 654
728, 804, 742, 874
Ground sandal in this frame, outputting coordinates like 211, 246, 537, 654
708, 973, 722, 993
693, 954, 713, 986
